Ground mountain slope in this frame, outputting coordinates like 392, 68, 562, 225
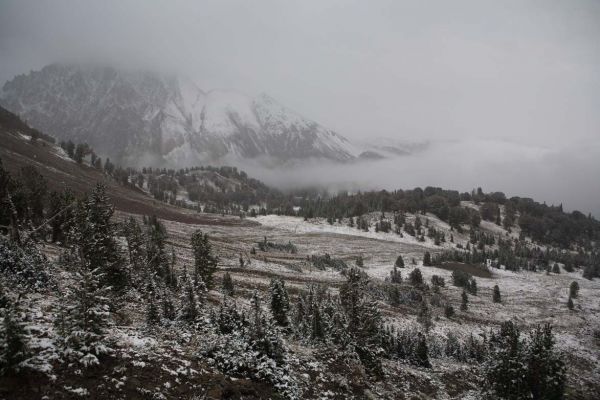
0, 64, 358, 167
0, 105, 249, 226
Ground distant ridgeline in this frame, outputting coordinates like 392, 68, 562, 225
50, 137, 284, 213
21, 131, 600, 252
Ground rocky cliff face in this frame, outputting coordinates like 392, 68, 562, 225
0, 64, 358, 166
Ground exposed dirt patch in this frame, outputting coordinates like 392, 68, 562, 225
0, 355, 277, 400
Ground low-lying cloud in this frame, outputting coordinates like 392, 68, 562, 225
243, 139, 600, 217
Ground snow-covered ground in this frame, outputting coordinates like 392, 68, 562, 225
37, 208, 596, 398
256, 215, 442, 249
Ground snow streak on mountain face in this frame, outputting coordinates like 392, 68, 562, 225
0, 64, 358, 166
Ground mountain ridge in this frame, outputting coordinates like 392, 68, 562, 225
0, 63, 360, 167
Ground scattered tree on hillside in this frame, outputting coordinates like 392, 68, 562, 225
569, 281, 579, 298
146, 216, 170, 283
191, 230, 218, 290
493, 285, 502, 303
395, 255, 405, 268
222, 272, 234, 296
409, 268, 424, 286
414, 332, 431, 368
461, 290, 469, 311
122, 217, 146, 276
390, 265, 402, 284
423, 251, 432, 266
55, 266, 112, 367
270, 278, 290, 327
486, 321, 565, 400
70, 183, 128, 293
431, 275, 445, 287
0, 298, 29, 375
179, 280, 200, 323
417, 300, 433, 333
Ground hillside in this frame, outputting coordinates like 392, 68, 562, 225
0, 106, 250, 226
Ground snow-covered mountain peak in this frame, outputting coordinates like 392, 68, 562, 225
0, 64, 359, 166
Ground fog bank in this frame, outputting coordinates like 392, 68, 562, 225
243, 139, 600, 217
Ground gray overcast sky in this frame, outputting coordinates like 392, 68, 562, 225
1, 0, 599, 214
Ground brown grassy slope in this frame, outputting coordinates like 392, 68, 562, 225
0, 106, 252, 227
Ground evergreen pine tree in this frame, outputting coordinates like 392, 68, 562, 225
146, 295, 160, 327
431, 275, 445, 288
417, 300, 433, 333
0, 298, 29, 375
409, 268, 424, 286
165, 246, 178, 288
552, 263, 560, 274
222, 272, 234, 296
485, 321, 565, 400
146, 216, 170, 282
414, 332, 431, 368
270, 278, 290, 326
526, 324, 566, 400
486, 321, 529, 399
340, 268, 365, 335
445, 332, 461, 359
423, 251, 432, 266
444, 304, 455, 318
161, 289, 176, 321
569, 281, 579, 298
387, 284, 402, 307
493, 284, 502, 303
215, 298, 245, 335
293, 295, 307, 335
311, 305, 324, 341
56, 266, 112, 367
180, 281, 199, 322
191, 230, 218, 289
71, 183, 127, 292
248, 291, 285, 363
390, 265, 402, 284
339, 268, 384, 375
123, 217, 146, 276
395, 255, 405, 268
461, 290, 469, 311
